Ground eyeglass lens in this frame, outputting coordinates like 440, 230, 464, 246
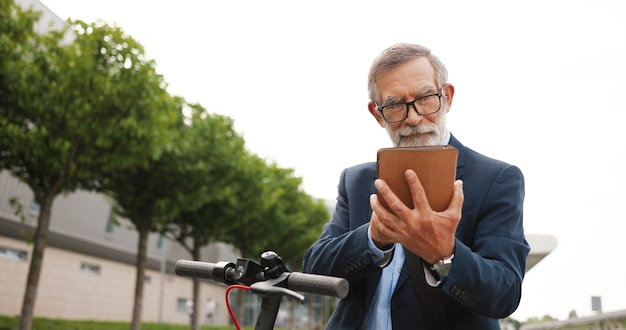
382, 94, 441, 122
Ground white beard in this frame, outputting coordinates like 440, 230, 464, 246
385, 114, 447, 147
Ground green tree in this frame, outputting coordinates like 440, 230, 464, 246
254, 164, 329, 328
220, 162, 328, 265
164, 151, 268, 327
215, 160, 329, 325
524, 314, 558, 325
270, 187, 329, 271
108, 104, 248, 330
0, 5, 176, 328
163, 104, 250, 258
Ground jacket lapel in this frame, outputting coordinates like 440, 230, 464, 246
449, 134, 466, 181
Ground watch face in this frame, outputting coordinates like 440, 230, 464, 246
433, 255, 453, 276
435, 263, 452, 276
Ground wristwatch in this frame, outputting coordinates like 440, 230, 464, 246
430, 254, 454, 276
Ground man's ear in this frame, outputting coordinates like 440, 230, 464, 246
443, 84, 455, 112
368, 102, 386, 127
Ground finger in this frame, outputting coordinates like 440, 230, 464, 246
404, 169, 430, 211
370, 194, 400, 237
370, 192, 385, 216
445, 180, 464, 219
369, 195, 394, 245
374, 178, 409, 213
370, 193, 395, 226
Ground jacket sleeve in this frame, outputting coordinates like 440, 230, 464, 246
441, 164, 530, 319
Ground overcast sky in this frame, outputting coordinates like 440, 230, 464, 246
38, 0, 626, 322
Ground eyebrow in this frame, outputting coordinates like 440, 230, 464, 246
382, 95, 403, 105
382, 86, 438, 105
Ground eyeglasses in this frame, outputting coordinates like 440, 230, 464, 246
375, 92, 443, 123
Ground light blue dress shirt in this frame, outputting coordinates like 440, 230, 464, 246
362, 241, 403, 330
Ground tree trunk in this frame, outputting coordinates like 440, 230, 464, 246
130, 215, 150, 330
18, 194, 55, 330
191, 242, 201, 330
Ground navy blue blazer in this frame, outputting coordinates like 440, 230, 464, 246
303, 134, 530, 329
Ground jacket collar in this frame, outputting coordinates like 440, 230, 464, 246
448, 133, 466, 181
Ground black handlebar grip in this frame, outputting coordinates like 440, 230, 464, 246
287, 273, 349, 299
175, 260, 216, 280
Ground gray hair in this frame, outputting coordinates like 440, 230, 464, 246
367, 43, 448, 103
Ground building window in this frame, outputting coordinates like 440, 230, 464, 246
105, 209, 115, 233
144, 275, 151, 284
157, 234, 163, 249
177, 298, 188, 313
80, 262, 101, 275
29, 199, 40, 216
0, 246, 28, 261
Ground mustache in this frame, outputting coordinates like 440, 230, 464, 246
395, 124, 436, 136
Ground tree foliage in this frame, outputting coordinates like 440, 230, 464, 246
107, 103, 248, 330
1, 4, 177, 328
213, 158, 329, 324
164, 142, 330, 325
161, 104, 250, 252
2, 2, 331, 329
215, 158, 329, 268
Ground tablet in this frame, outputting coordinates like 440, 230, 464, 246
376, 145, 458, 212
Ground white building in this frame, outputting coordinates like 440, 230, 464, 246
0, 170, 238, 325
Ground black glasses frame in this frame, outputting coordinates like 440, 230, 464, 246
376, 92, 443, 123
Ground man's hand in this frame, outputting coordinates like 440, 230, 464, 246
369, 169, 464, 264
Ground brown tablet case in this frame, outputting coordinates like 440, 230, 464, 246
376, 145, 458, 212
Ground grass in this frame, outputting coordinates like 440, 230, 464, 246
0, 316, 245, 330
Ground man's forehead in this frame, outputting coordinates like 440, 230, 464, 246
377, 58, 437, 91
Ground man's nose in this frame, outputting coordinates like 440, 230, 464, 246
404, 104, 423, 125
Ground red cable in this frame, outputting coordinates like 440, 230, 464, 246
225, 284, 251, 330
